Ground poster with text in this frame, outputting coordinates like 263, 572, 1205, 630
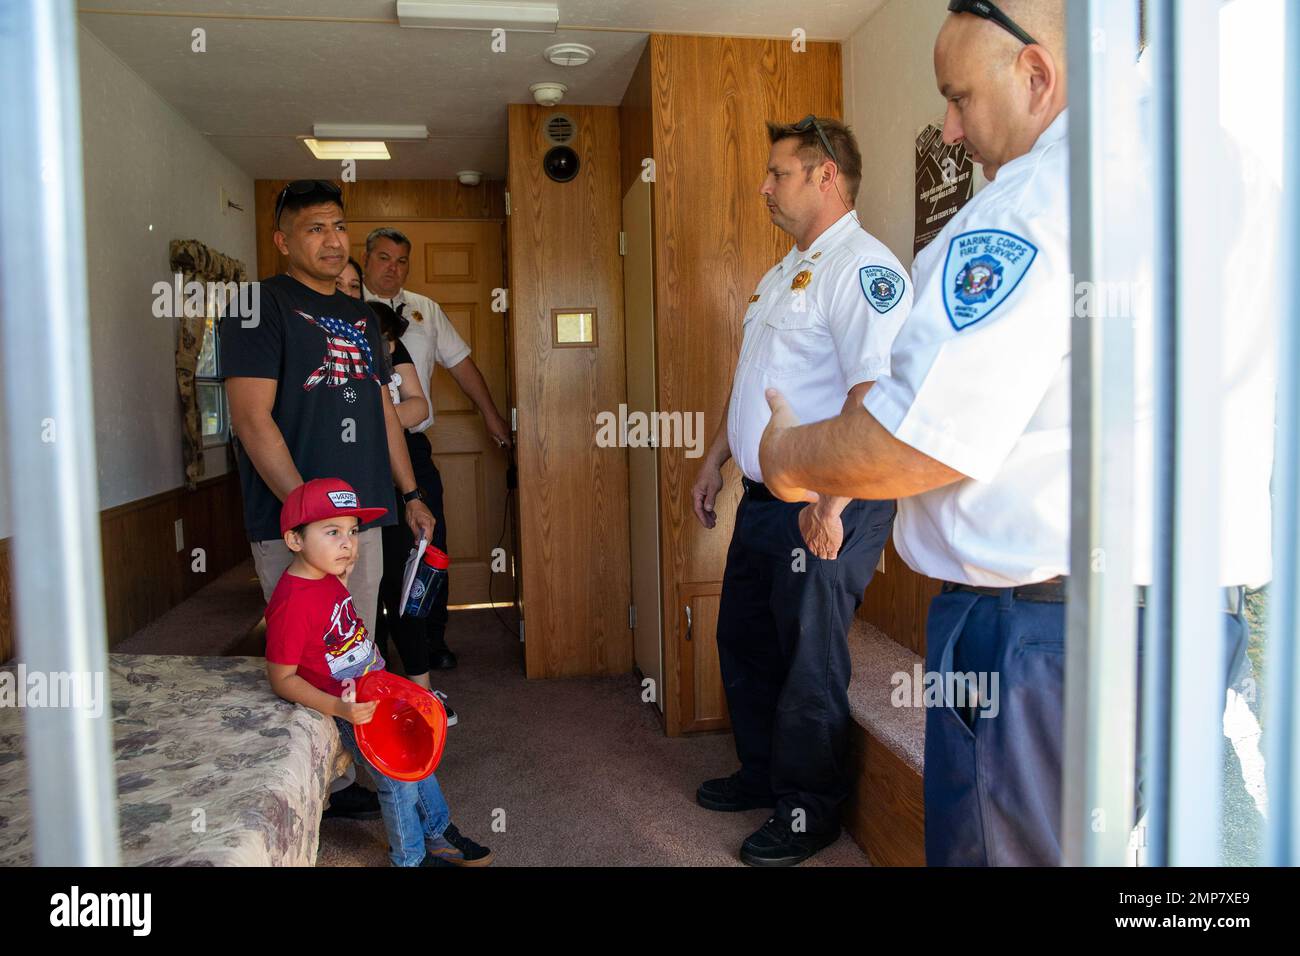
915, 123, 974, 257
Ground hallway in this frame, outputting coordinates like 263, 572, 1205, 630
318, 606, 870, 867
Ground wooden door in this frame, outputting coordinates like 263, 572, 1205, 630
506, 104, 633, 679
622, 178, 664, 708
675, 583, 730, 733
350, 220, 510, 606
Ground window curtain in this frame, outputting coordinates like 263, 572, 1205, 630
169, 239, 247, 490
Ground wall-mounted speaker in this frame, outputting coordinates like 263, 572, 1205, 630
543, 146, 580, 183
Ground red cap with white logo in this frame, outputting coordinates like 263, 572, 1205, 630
280, 478, 388, 536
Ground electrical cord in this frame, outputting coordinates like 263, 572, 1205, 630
486, 459, 520, 639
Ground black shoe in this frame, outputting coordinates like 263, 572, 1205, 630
430, 648, 458, 670
322, 782, 382, 821
696, 773, 775, 812
423, 822, 494, 867
432, 690, 458, 727
739, 816, 841, 867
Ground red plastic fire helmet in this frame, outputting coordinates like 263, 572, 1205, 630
353, 671, 448, 782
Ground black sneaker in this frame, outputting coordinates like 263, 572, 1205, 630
696, 773, 775, 812
432, 690, 458, 727
423, 822, 494, 867
322, 782, 382, 821
739, 816, 841, 867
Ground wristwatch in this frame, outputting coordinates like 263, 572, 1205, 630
401, 488, 424, 504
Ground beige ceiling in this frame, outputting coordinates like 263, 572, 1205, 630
78, 0, 884, 180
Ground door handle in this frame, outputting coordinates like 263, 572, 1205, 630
684, 604, 693, 642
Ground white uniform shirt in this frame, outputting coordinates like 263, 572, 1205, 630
363, 285, 471, 433
729, 210, 912, 483
866, 108, 1274, 587
864, 112, 1073, 586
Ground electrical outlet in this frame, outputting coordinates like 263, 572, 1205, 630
174, 518, 184, 553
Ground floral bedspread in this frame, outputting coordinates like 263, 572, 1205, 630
0, 654, 347, 866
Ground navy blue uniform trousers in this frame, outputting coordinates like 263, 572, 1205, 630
924, 587, 1250, 866
716, 490, 896, 835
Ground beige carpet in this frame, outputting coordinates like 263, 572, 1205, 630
317, 607, 870, 867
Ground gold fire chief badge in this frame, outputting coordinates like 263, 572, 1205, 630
791, 270, 813, 291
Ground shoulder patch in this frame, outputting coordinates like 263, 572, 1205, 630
942, 229, 1039, 330
859, 265, 906, 315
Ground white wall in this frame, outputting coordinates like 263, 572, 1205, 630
843, 0, 985, 268
0, 26, 258, 539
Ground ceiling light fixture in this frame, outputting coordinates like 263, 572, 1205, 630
304, 139, 392, 160
396, 1, 559, 32
312, 123, 428, 141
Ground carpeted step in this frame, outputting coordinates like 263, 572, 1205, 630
847, 618, 925, 774
844, 617, 926, 866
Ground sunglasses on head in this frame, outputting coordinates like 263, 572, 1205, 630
947, 0, 1039, 47
792, 115, 841, 167
274, 179, 343, 227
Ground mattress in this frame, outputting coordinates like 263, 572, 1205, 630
0, 654, 348, 866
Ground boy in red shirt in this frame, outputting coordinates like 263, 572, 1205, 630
264, 478, 491, 867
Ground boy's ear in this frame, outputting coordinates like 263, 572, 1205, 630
283, 528, 304, 553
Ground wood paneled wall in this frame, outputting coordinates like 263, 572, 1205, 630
507, 105, 633, 679
253, 179, 507, 279
642, 34, 843, 732
0, 472, 248, 663
859, 541, 941, 658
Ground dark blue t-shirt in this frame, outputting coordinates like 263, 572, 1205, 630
218, 274, 397, 542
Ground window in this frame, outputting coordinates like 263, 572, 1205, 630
196, 294, 229, 447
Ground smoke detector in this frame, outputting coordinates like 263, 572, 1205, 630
457, 170, 482, 186
544, 42, 595, 67
530, 81, 567, 107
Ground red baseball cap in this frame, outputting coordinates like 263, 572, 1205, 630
280, 478, 388, 536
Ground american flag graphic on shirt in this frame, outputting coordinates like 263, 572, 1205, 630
295, 310, 380, 390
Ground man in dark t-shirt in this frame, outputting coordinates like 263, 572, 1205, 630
219, 180, 435, 817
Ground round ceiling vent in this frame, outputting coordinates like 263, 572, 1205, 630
545, 42, 596, 67
543, 113, 576, 146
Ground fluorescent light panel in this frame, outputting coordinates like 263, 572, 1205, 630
312, 123, 427, 141
396, 0, 559, 32
303, 139, 391, 160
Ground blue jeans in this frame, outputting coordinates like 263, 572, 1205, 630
334, 716, 451, 867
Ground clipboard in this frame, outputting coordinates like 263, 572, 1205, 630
398, 536, 428, 617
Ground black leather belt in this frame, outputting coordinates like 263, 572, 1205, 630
941, 576, 1068, 603
741, 478, 778, 502
943, 578, 1246, 613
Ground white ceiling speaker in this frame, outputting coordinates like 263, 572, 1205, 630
544, 42, 595, 67
457, 170, 482, 186
530, 81, 567, 107
396, 1, 558, 32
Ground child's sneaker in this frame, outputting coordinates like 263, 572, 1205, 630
433, 690, 458, 726
422, 823, 493, 867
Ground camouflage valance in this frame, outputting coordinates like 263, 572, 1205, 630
170, 239, 247, 490
168, 238, 247, 283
